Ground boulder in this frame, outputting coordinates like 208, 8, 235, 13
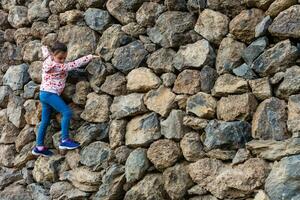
0, 122, 19, 144
84, 8, 112, 33
50, 181, 89, 200
127, 67, 161, 92
121, 22, 146, 37
204, 120, 252, 150
125, 148, 150, 183
3, 64, 30, 91
7, 6, 29, 28
252, 97, 288, 140
0, 144, 15, 167
28, 61, 42, 84
186, 92, 217, 119
229, 9, 265, 43
22, 40, 43, 62
23, 81, 39, 99
232, 148, 251, 165
0, 10, 9, 29
77, 0, 107, 9
276, 66, 300, 99
200, 66, 218, 93
183, 115, 208, 130
111, 93, 147, 119
49, 0, 77, 14
80, 93, 112, 123
244, 0, 275, 9
287, 94, 300, 133
173, 69, 201, 95
207, 0, 246, 18
195, 9, 229, 44
31, 22, 54, 39
147, 48, 176, 74
7, 95, 26, 128
217, 93, 258, 121
266, 0, 297, 18
115, 146, 133, 164
86, 59, 107, 93
136, 2, 165, 27
265, 155, 300, 200
144, 86, 176, 117
147, 139, 182, 171
216, 37, 246, 74
212, 74, 249, 97
161, 73, 177, 87
187, 185, 208, 196
233, 64, 258, 80
100, 72, 127, 96
15, 125, 35, 152
251, 40, 298, 76
0, 167, 22, 190
0, 184, 32, 200
109, 119, 127, 149
126, 112, 161, 147
255, 16, 272, 37
72, 81, 90, 105
74, 123, 108, 147
206, 149, 236, 161
242, 37, 269, 65
249, 77, 272, 100
180, 132, 205, 162
112, 41, 148, 73
59, 10, 84, 25
23, 100, 41, 125
161, 110, 187, 140
0, 86, 11, 108
173, 40, 215, 71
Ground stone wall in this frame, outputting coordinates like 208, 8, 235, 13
0, 0, 300, 199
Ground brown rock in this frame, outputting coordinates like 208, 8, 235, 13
186, 92, 217, 119
31, 21, 53, 39
147, 139, 182, 171
0, 144, 15, 167
216, 37, 246, 74
100, 72, 127, 96
72, 81, 90, 106
266, 0, 297, 17
249, 77, 272, 100
183, 115, 208, 130
180, 132, 205, 162
147, 48, 176, 74
195, 9, 229, 44
245, 0, 275, 9
109, 119, 127, 149
15, 125, 35, 153
161, 73, 177, 87
229, 9, 265, 43
161, 110, 187, 140
287, 94, 300, 133
28, 61, 42, 84
173, 69, 201, 95
212, 74, 249, 97
59, 10, 83, 25
276, 66, 300, 99
121, 22, 146, 37
232, 148, 251, 165
14, 142, 35, 168
23, 100, 42, 125
136, 2, 165, 27
207, 0, 246, 18
127, 67, 161, 92
206, 149, 236, 161
0, 122, 19, 144
144, 86, 176, 117
252, 97, 288, 140
217, 93, 258, 121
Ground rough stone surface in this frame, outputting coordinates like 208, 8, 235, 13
161, 109, 187, 140
242, 37, 269, 65
147, 48, 176, 74
180, 132, 205, 162
3, 64, 30, 91
84, 8, 111, 33
276, 66, 300, 99
8, 6, 29, 28
249, 77, 272, 100
100, 72, 127, 96
136, 2, 165, 27
173, 69, 201, 95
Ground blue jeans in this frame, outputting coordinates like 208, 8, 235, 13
36, 91, 72, 146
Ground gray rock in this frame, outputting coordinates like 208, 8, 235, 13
121, 22, 146, 37
188, 185, 208, 196
126, 112, 161, 147
242, 37, 269, 65
3, 64, 30, 91
49, 0, 76, 14
86, 59, 107, 93
84, 8, 112, 33
270, 71, 285, 85
147, 11, 196, 48
204, 120, 252, 150
100, 72, 127, 96
112, 41, 148, 73
249, 77, 272, 100
232, 148, 251, 165
0, 10, 9, 29
287, 94, 300, 133
50, 181, 89, 200
0, 86, 11, 108
72, 81, 90, 106
252, 97, 288, 141
147, 48, 176, 74
183, 116, 208, 131
77, 0, 107, 9
27, 183, 50, 200
125, 148, 150, 183
27, 0, 50, 22
0, 167, 22, 190
28, 61, 42, 84
161, 110, 187, 140
180, 132, 205, 162
165, 0, 187, 11
80, 141, 113, 170
7, 6, 29, 28
233, 64, 257, 80
251, 40, 299, 76
207, 0, 246, 18
187, 0, 207, 13
265, 155, 300, 200
200, 66, 218, 93
0, 184, 32, 200
7, 95, 26, 128
109, 119, 126, 150
0, 144, 15, 167
136, 2, 165, 27
276, 66, 300, 99
255, 16, 272, 38
22, 40, 43, 62
161, 73, 177, 87
111, 93, 147, 119
114, 146, 133, 164
23, 81, 39, 99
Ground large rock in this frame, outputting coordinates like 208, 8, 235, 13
147, 139, 182, 171
0, 10, 9, 29
186, 92, 217, 119
255, 16, 272, 37
28, 61, 42, 84
242, 37, 269, 65
173, 69, 201, 95
112, 41, 148, 74
80, 93, 112, 123
136, 2, 165, 27
3, 64, 30, 91
127, 67, 161, 92
188, 158, 270, 199
58, 25, 97, 60
147, 48, 176, 74
183, 115, 208, 131
200, 66, 218, 93
23, 100, 41, 125
0, 86, 11, 109
31, 21, 54, 39
287, 94, 300, 133
84, 8, 112, 33
195, 9, 229, 44
244, 0, 275, 9
276, 66, 300, 99
265, 155, 300, 200
173, 40, 215, 71
15, 125, 35, 152
180, 132, 205, 162
109, 119, 127, 149
77, 0, 107, 9
111, 93, 147, 119
249, 77, 272, 100
100, 72, 127, 96
27, 0, 50, 22
252, 97, 288, 140
144, 86, 176, 117
147, 11, 196, 48
60, 167, 102, 192
216, 37, 246, 74
212, 74, 249, 97
266, 0, 297, 17
7, 6, 29, 28
229, 9, 265, 44
80, 141, 113, 170
233, 63, 257, 80
124, 174, 168, 200
50, 181, 89, 200
33, 155, 68, 183
7, 95, 26, 128
125, 148, 150, 183
0, 144, 15, 167
268, 5, 300, 39
206, 0, 246, 18
247, 138, 300, 161
49, 0, 76, 14
86, 59, 107, 93
0, 184, 32, 200
251, 40, 298, 76
0, 122, 19, 144
126, 112, 161, 147
22, 40, 43, 62
59, 10, 84, 25
0, 167, 22, 190
161, 110, 187, 140
204, 120, 252, 150
72, 81, 90, 105
217, 93, 258, 121
163, 164, 194, 200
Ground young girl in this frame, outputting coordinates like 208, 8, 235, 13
32, 41, 98, 157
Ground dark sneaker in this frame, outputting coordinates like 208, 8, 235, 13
59, 139, 80, 150
32, 146, 53, 157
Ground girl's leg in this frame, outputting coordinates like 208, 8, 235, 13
36, 102, 52, 146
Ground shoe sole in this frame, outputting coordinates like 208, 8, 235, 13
31, 150, 52, 157
59, 145, 80, 150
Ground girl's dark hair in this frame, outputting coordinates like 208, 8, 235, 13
51, 41, 67, 54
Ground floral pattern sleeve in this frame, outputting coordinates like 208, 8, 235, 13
62, 55, 93, 71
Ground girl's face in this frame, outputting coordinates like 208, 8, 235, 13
53, 51, 67, 64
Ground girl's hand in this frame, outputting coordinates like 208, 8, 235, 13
92, 55, 100, 59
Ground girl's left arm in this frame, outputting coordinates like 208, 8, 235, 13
41, 46, 50, 59
63, 55, 93, 71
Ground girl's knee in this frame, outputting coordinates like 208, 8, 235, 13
63, 109, 73, 118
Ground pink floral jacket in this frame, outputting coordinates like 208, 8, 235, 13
40, 46, 93, 95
